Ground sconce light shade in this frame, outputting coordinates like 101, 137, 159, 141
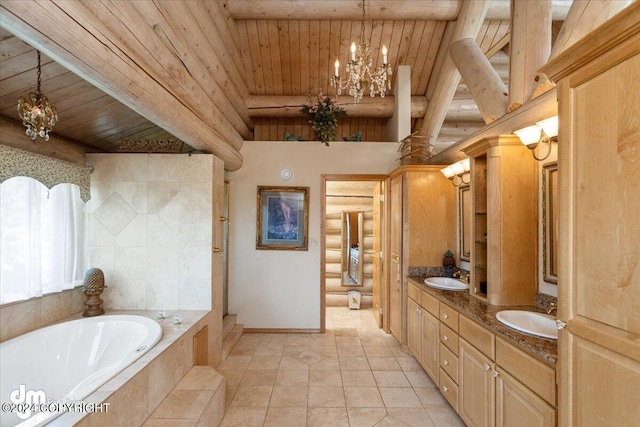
514, 125, 542, 147
451, 161, 465, 176
441, 165, 455, 179
537, 116, 558, 138
442, 158, 470, 187
460, 158, 470, 173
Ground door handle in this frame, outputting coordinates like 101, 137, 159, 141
219, 216, 228, 222
213, 247, 222, 253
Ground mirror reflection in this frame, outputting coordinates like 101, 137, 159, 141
458, 185, 471, 262
543, 163, 558, 284
342, 211, 364, 285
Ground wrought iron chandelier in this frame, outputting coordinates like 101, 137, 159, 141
17, 50, 58, 141
330, 1, 392, 103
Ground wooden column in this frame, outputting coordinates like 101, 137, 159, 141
417, 0, 490, 147
450, 38, 508, 124
509, 0, 551, 111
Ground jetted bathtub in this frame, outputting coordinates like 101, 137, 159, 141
0, 315, 162, 427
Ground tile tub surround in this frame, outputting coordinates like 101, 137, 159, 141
34, 309, 214, 427
0, 287, 85, 342
409, 276, 557, 365
219, 307, 465, 427
86, 153, 214, 311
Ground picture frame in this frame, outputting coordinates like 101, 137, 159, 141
256, 186, 309, 250
542, 162, 558, 284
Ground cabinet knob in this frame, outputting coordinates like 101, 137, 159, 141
483, 363, 491, 371
213, 247, 222, 253
443, 386, 449, 393
493, 370, 500, 378
443, 314, 449, 319
219, 216, 228, 222
443, 360, 449, 366
444, 335, 449, 341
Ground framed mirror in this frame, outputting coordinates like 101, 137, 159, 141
342, 211, 364, 285
542, 163, 558, 284
458, 185, 471, 262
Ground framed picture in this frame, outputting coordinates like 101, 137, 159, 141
256, 186, 309, 250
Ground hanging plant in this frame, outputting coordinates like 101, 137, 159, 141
300, 92, 346, 146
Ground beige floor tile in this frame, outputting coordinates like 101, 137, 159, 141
347, 407, 388, 427
307, 407, 350, 427
279, 356, 310, 370
284, 348, 329, 365
310, 334, 336, 346
269, 386, 309, 407
426, 407, 466, 426
275, 369, 309, 387
386, 408, 435, 427
229, 343, 258, 357
308, 386, 346, 407
404, 370, 436, 388
253, 344, 285, 358
341, 370, 376, 387
220, 407, 267, 427
363, 345, 394, 358
218, 369, 245, 386
339, 356, 370, 370
396, 356, 423, 371
414, 387, 448, 408
263, 407, 307, 427
217, 355, 252, 370
333, 328, 359, 337
376, 415, 412, 426
247, 356, 281, 370
367, 357, 402, 371
373, 371, 411, 387
175, 366, 223, 391
151, 390, 213, 419
230, 385, 273, 407
225, 384, 238, 408
309, 369, 343, 387
310, 357, 340, 371
379, 387, 423, 408
285, 334, 312, 346
344, 386, 385, 408
142, 419, 195, 427
336, 336, 362, 347
239, 369, 278, 386
337, 345, 367, 358
359, 336, 389, 346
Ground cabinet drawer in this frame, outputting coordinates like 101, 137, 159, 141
439, 324, 459, 356
421, 290, 439, 317
439, 304, 459, 332
408, 282, 422, 302
496, 337, 556, 407
459, 315, 495, 359
439, 342, 459, 383
439, 368, 459, 411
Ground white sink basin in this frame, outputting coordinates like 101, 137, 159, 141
496, 310, 558, 340
424, 277, 469, 291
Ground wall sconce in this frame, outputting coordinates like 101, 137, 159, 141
514, 116, 558, 161
441, 158, 470, 187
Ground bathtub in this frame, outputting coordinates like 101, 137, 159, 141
0, 315, 162, 427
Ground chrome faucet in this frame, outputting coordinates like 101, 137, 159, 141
453, 271, 470, 284
547, 302, 557, 315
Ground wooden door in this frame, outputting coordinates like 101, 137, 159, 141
372, 182, 382, 327
459, 339, 495, 427
389, 174, 403, 341
421, 310, 440, 384
407, 297, 421, 359
495, 369, 556, 427
557, 43, 640, 426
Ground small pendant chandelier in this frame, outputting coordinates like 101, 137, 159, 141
17, 50, 58, 141
330, 0, 392, 103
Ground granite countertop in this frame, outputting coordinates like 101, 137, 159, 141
408, 276, 558, 366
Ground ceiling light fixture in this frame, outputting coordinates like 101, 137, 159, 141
441, 158, 471, 187
17, 50, 58, 142
330, 0, 392, 103
514, 116, 558, 161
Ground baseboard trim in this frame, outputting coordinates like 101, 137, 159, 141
243, 328, 322, 334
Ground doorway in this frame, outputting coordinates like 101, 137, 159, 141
320, 175, 388, 332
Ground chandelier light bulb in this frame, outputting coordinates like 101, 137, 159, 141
334, 59, 340, 77
382, 45, 388, 64
351, 42, 357, 61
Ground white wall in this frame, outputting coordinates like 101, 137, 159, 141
228, 141, 399, 329
87, 153, 213, 310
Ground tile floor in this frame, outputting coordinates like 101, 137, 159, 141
218, 307, 465, 426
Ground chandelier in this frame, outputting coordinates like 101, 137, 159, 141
330, 1, 392, 103
17, 50, 58, 141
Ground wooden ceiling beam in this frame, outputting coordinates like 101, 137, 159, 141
226, 0, 570, 21
0, 0, 243, 170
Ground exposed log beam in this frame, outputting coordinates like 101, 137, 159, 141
205, 1, 248, 84
246, 95, 428, 118
0, 117, 94, 165
549, 0, 632, 60
417, 0, 491, 148
450, 38, 508, 124
0, 0, 243, 170
508, 0, 551, 111
227, 0, 571, 21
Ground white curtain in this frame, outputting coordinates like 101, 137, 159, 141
0, 177, 87, 304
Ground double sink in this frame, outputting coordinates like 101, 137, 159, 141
423, 276, 558, 340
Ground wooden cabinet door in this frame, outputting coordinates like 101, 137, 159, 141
421, 310, 439, 384
540, 11, 640, 426
407, 297, 421, 359
389, 174, 403, 341
459, 339, 495, 427
495, 369, 556, 427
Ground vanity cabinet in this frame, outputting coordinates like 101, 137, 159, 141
407, 282, 440, 384
459, 339, 495, 427
463, 136, 537, 305
388, 166, 455, 343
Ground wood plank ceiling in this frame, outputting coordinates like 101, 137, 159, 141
0, 1, 569, 157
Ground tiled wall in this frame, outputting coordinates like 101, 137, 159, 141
87, 153, 213, 311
